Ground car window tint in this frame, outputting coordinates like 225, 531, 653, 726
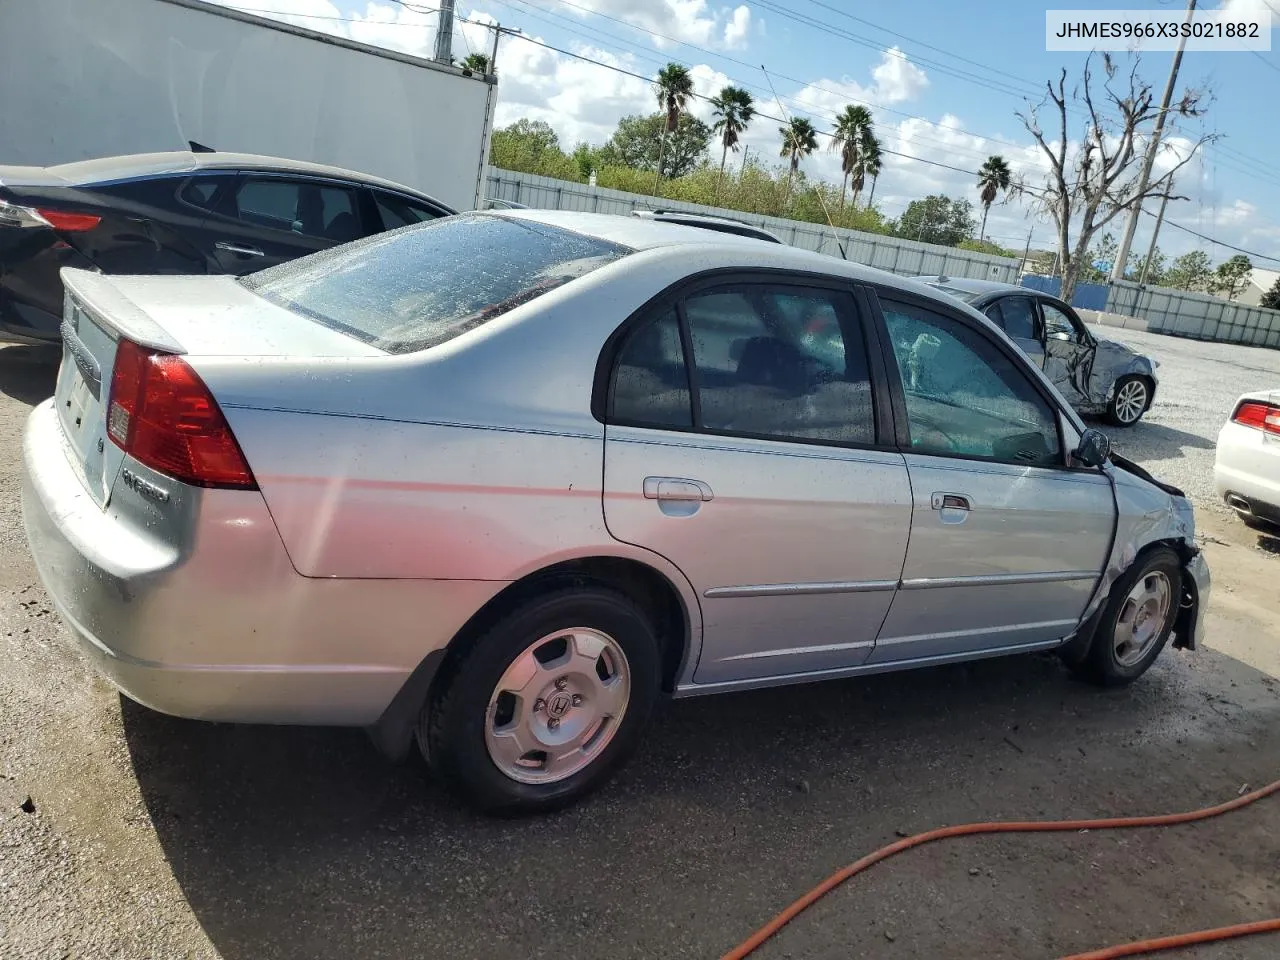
683, 284, 875, 445
1042, 302, 1078, 342
242, 214, 630, 354
999, 297, 1038, 340
234, 178, 359, 242
374, 192, 443, 230
881, 299, 1061, 466
610, 308, 693, 427
982, 301, 1004, 328
179, 176, 223, 210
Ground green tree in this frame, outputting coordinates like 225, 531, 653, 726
975, 155, 1012, 243
1262, 276, 1280, 311
1132, 246, 1166, 285
779, 117, 818, 203
861, 134, 883, 209
652, 62, 695, 191
1212, 254, 1253, 299
489, 119, 580, 180
958, 238, 1014, 257
831, 105, 873, 212
1079, 233, 1119, 284
709, 85, 754, 201
892, 195, 975, 247
460, 53, 489, 76
599, 113, 710, 179
1163, 250, 1214, 292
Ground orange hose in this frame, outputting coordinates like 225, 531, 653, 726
721, 778, 1280, 960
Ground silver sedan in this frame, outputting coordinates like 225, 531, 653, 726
22, 210, 1210, 814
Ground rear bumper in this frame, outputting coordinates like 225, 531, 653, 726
1214, 422, 1280, 521
21, 399, 505, 726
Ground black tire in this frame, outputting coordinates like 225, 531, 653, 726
1106, 375, 1152, 427
1076, 546, 1182, 687
420, 587, 662, 816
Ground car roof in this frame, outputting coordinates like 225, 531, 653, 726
632, 209, 782, 241
915, 275, 1025, 298
494, 209, 952, 294
42, 150, 450, 206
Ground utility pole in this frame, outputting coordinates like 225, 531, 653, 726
739, 145, 751, 178
433, 0, 456, 64
1110, 0, 1196, 282
1020, 228, 1034, 276
1137, 184, 1173, 286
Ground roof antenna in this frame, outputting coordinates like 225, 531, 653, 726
761, 64, 848, 261
188, 140, 215, 153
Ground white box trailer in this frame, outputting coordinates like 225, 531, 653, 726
0, 0, 497, 212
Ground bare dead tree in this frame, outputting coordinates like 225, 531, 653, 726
1016, 54, 1216, 303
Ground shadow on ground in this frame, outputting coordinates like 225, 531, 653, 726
0, 345, 59, 407
1098, 418, 1216, 463
121, 645, 1280, 960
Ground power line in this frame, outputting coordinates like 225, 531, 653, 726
1147, 209, 1280, 263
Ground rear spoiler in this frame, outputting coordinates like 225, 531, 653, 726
60, 268, 186, 354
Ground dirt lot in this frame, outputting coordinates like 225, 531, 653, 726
2, 334, 1280, 960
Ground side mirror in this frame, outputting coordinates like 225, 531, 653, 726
1073, 428, 1111, 468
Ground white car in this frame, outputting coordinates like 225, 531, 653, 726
1214, 390, 1280, 531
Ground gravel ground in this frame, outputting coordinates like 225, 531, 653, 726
2, 335, 1280, 960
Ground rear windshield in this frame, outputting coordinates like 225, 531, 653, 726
241, 214, 631, 354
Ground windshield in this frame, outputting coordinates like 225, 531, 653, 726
242, 214, 631, 354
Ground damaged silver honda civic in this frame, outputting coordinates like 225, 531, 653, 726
918, 276, 1159, 426
23, 210, 1208, 815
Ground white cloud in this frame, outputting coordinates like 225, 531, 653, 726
870, 47, 929, 104
1218, 0, 1276, 29
722, 5, 751, 49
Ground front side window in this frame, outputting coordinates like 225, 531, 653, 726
374, 192, 444, 231
609, 283, 876, 446
244, 214, 630, 354
881, 299, 1062, 466
998, 297, 1039, 340
1042, 302, 1081, 342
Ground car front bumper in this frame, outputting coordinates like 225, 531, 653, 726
21, 399, 503, 726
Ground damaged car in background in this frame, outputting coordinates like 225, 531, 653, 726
22, 210, 1208, 815
918, 276, 1159, 426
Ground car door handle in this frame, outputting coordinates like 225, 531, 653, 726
643, 477, 714, 501
215, 241, 265, 257
931, 492, 971, 511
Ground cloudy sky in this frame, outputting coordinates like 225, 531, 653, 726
211, 0, 1279, 265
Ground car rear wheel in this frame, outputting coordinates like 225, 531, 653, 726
421, 587, 662, 815
1077, 546, 1182, 687
1107, 375, 1150, 427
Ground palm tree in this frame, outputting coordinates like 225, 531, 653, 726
460, 53, 489, 76
831, 105, 873, 212
976, 155, 1012, 242
710, 85, 754, 201
652, 62, 694, 195
778, 117, 818, 204
861, 133, 884, 210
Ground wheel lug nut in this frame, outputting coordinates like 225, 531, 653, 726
548, 717, 560, 730
534, 698, 546, 712
555, 677, 568, 690
571, 694, 583, 706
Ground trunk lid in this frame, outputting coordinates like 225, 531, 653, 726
53, 268, 385, 508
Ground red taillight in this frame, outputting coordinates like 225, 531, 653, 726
37, 208, 101, 232
107, 339, 257, 489
1232, 401, 1280, 436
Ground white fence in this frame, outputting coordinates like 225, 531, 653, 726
484, 168, 1022, 283
1106, 280, 1280, 350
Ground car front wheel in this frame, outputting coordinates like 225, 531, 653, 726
1077, 546, 1182, 686
1107, 375, 1151, 427
421, 587, 662, 815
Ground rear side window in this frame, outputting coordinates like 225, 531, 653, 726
608, 283, 877, 446
233, 178, 359, 241
178, 176, 224, 210
243, 215, 630, 353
